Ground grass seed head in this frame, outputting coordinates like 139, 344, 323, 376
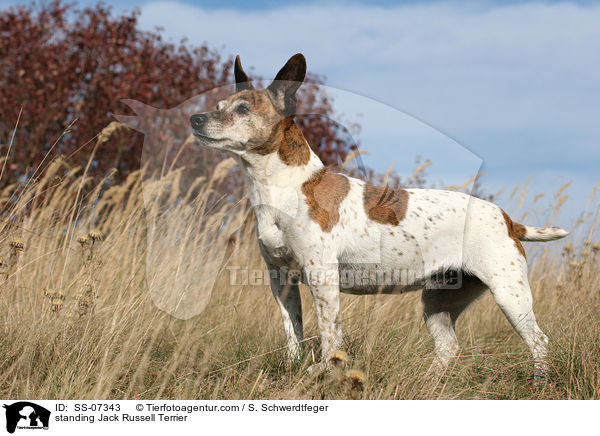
51, 298, 63, 312
88, 230, 104, 242
329, 350, 349, 369
10, 237, 24, 251
345, 369, 365, 391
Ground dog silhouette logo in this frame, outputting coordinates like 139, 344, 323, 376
3, 402, 50, 433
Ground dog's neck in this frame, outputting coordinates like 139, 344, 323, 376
238, 119, 324, 191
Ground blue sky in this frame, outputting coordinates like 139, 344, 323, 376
5, 0, 599, 231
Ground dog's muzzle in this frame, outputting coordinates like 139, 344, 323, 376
190, 113, 208, 132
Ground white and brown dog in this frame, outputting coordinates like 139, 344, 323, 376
191, 54, 568, 375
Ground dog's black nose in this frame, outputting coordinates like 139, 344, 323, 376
190, 114, 208, 130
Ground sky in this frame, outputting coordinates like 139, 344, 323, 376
5, 0, 599, 231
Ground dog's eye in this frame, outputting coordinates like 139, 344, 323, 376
236, 104, 250, 115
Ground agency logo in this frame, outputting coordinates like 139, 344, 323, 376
2, 402, 50, 434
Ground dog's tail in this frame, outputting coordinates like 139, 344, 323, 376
502, 210, 569, 242
519, 225, 569, 242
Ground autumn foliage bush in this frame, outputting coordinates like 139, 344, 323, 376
0, 0, 358, 187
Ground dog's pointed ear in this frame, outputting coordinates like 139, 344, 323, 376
267, 53, 306, 116
234, 55, 254, 93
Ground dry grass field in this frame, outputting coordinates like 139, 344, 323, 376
0, 129, 598, 400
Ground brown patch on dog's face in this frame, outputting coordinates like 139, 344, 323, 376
191, 54, 311, 166
302, 169, 350, 232
192, 89, 281, 148
192, 89, 310, 166
363, 184, 409, 225
501, 210, 527, 259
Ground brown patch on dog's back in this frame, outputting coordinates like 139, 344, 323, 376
501, 209, 527, 258
302, 169, 350, 232
363, 184, 409, 225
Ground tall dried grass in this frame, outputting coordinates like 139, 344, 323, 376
0, 131, 598, 400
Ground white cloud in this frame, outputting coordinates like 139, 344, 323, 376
137, 1, 599, 224
138, 1, 599, 137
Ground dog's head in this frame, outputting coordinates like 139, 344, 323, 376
190, 54, 306, 156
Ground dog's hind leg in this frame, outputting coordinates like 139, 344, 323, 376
268, 267, 303, 361
422, 275, 487, 371
488, 278, 549, 380
476, 251, 549, 381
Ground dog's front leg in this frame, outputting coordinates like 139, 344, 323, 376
267, 264, 303, 361
305, 262, 343, 365
255, 206, 290, 259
